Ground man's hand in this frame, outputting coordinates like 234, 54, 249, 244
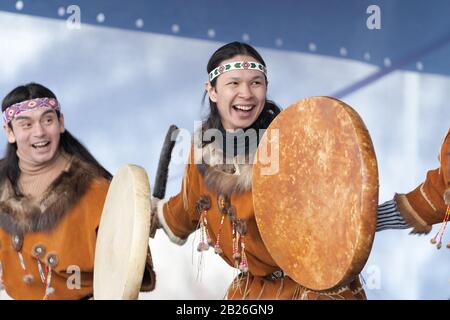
149, 197, 162, 238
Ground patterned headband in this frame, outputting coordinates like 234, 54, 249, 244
209, 61, 267, 82
3, 97, 61, 123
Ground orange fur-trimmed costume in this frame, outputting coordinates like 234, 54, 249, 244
0, 155, 156, 300
156, 134, 366, 300
0, 156, 108, 299
156, 128, 450, 299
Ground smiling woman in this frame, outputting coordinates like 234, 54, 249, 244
0, 83, 118, 300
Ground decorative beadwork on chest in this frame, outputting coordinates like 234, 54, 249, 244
217, 194, 231, 215
7, 239, 58, 299
196, 195, 213, 252
195, 193, 249, 274
32, 244, 46, 259
11, 234, 23, 252
46, 253, 59, 268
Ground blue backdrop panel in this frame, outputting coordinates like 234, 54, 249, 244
1, 0, 449, 77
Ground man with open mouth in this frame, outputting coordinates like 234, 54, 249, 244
0, 83, 154, 300
150, 42, 450, 300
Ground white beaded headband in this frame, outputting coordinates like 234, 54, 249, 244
208, 61, 267, 82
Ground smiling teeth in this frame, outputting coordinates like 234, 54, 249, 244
33, 142, 49, 147
235, 105, 253, 111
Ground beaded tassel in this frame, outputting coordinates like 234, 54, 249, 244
43, 266, 55, 300
214, 215, 225, 254
17, 250, 55, 299
37, 260, 46, 283
238, 234, 248, 274
430, 205, 450, 249
232, 224, 241, 264
214, 194, 231, 255
228, 207, 239, 262
196, 196, 212, 253
197, 208, 211, 252
17, 252, 34, 284
234, 219, 248, 274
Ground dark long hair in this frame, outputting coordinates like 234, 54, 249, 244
1, 83, 112, 184
203, 42, 281, 142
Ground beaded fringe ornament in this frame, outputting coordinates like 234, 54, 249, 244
430, 205, 450, 249
229, 206, 242, 282
232, 223, 240, 261
214, 194, 231, 255
17, 252, 34, 284
198, 211, 212, 252
37, 259, 55, 299
235, 219, 248, 273
227, 203, 248, 274
195, 194, 249, 274
43, 268, 54, 300
17, 252, 55, 299
194, 195, 212, 281
214, 214, 226, 254
196, 196, 212, 252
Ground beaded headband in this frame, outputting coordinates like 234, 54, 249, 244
209, 61, 267, 82
3, 97, 61, 123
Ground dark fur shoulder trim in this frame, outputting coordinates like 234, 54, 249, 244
0, 156, 106, 236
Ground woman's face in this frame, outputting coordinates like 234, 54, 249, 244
206, 54, 267, 130
3, 108, 65, 164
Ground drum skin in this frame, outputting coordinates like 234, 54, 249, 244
252, 96, 378, 291
94, 165, 152, 300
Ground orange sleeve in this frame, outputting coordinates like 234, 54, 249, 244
157, 160, 201, 244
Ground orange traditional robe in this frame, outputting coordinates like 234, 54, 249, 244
157, 141, 366, 300
0, 156, 109, 300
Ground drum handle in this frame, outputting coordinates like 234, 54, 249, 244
152, 125, 179, 199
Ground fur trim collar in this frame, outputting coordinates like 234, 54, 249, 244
194, 129, 254, 196
0, 155, 106, 236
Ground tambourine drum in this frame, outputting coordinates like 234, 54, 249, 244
94, 165, 152, 299
252, 96, 378, 291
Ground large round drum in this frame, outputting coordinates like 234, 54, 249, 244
94, 165, 152, 300
252, 96, 378, 291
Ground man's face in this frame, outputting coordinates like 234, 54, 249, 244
3, 108, 65, 164
206, 55, 268, 130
